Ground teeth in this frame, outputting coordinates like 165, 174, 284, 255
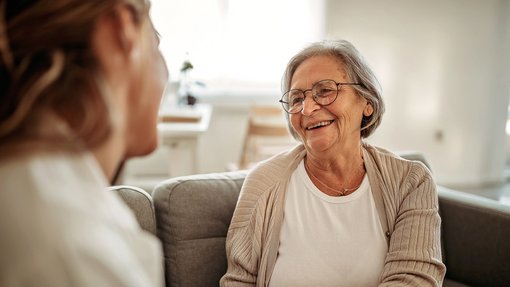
307, 120, 332, 130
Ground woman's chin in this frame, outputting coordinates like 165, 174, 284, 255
305, 138, 334, 153
125, 136, 158, 158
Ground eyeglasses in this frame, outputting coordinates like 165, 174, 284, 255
279, 79, 360, 114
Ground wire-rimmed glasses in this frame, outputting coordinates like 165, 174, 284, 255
279, 79, 360, 114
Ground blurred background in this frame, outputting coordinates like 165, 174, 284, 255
123, 0, 510, 200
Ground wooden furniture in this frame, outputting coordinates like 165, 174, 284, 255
238, 105, 295, 169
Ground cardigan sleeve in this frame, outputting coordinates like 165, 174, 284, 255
220, 183, 263, 287
379, 162, 446, 286
220, 151, 295, 287
220, 226, 257, 287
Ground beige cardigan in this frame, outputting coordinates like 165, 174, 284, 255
220, 143, 446, 287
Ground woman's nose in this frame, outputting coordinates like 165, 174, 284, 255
301, 92, 319, 115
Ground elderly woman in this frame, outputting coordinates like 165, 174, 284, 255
0, 0, 167, 286
221, 40, 446, 287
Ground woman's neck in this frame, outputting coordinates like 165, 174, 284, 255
304, 140, 365, 196
91, 134, 125, 183
306, 139, 363, 174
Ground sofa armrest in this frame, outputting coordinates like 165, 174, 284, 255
438, 186, 510, 287
108, 185, 157, 235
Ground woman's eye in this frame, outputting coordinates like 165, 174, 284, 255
290, 97, 304, 105
317, 88, 335, 96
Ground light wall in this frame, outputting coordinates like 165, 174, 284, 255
325, 0, 510, 187
140, 0, 510, 189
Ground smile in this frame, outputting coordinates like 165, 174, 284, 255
306, 120, 334, 130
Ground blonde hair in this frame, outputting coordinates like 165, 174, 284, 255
0, 0, 150, 153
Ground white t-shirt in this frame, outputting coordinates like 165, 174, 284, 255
269, 160, 388, 287
0, 152, 164, 287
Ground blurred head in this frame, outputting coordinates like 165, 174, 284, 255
0, 0, 168, 159
281, 40, 384, 141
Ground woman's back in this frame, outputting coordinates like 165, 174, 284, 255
0, 151, 163, 286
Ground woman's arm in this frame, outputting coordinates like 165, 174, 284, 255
379, 162, 446, 286
220, 184, 264, 287
220, 224, 258, 287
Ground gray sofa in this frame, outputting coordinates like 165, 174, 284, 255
114, 171, 510, 287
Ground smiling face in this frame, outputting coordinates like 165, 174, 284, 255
289, 55, 373, 155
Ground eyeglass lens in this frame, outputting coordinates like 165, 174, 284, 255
282, 79, 338, 113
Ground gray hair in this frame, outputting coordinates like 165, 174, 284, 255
281, 39, 385, 139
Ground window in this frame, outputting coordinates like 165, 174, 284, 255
150, 0, 325, 94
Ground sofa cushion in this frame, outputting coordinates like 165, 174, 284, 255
152, 171, 247, 287
438, 186, 510, 287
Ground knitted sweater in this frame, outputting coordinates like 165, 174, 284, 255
220, 143, 446, 287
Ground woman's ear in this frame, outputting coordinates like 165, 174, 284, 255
111, 5, 140, 57
363, 102, 374, 117
91, 4, 141, 74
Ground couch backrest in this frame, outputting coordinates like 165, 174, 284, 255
152, 171, 246, 287
146, 170, 510, 287
438, 186, 510, 287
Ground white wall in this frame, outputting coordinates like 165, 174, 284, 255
325, 0, 510, 187
136, 0, 510, 189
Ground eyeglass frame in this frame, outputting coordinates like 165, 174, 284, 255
279, 79, 361, 114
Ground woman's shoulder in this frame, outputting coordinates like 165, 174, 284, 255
0, 152, 110, 213
240, 144, 305, 198
0, 150, 146, 234
246, 144, 304, 180
228, 145, 305, 230
363, 143, 433, 184
0, 152, 161, 285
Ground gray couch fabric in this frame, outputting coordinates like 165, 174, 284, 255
152, 171, 246, 287
115, 170, 510, 287
438, 186, 510, 287
109, 185, 156, 234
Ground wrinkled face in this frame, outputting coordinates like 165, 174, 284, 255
289, 55, 372, 154
125, 19, 168, 158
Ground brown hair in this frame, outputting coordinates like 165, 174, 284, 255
281, 40, 385, 139
0, 0, 149, 153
